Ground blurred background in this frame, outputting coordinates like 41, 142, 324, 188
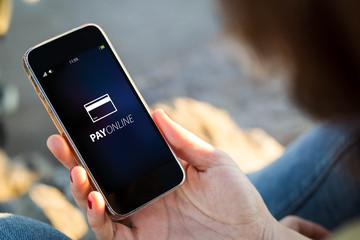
0, 0, 312, 239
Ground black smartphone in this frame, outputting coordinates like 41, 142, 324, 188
22, 24, 185, 220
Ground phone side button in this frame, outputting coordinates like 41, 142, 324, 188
39, 94, 52, 114
30, 76, 37, 86
44, 103, 52, 114
40, 95, 49, 111
34, 84, 41, 94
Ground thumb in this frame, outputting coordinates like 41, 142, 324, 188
152, 109, 225, 171
86, 191, 133, 240
280, 216, 330, 240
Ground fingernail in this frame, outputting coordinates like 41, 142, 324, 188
87, 196, 92, 210
70, 167, 75, 183
164, 110, 172, 120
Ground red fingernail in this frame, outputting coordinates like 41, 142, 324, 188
87, 196, 92, 210
70, 167, 75, 183
164, 110, 172, 120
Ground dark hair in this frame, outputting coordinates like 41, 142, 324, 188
221, 0, 360, 119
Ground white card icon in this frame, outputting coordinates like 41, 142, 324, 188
84, 94, 117, 123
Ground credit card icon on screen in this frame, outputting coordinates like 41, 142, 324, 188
84, 94, 117, 123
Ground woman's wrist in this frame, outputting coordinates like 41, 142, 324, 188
273, 220, 312, 240
254, 213, 311, 240
231, 212, 289, 240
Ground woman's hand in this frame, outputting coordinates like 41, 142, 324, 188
47, 109, 310, 240
280, 216, 330, 240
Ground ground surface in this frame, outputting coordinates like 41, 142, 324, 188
0, 0, 311, 160
0, 1, 313, 239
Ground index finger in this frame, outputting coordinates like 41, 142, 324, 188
47, 134, 77, 169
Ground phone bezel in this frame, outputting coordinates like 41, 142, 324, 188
22, 23, 185, 220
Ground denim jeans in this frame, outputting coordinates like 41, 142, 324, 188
1, 118, 360, 238
0, 213, 70, 240
248, 117, 360, 230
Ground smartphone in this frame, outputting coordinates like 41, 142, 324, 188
22, 24, 185, 220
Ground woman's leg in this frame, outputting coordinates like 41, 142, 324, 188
0, 213, 70, 240
248, 117, 360, 230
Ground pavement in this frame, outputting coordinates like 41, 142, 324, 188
0, 0, 312, 160
0, 2, 314, 239
0, 0, 220, 159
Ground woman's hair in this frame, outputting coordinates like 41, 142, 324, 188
221, 0, 360, 119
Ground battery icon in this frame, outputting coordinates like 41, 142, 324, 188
99, 45, 105, 50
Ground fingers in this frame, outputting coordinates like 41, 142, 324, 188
48, 109, 226, 172
87, 191, 134, 240
280, 216, 330, 240
71, 168, 133, 239
70, 166, 92, 212
47, 134, 77, 169
86, 191, 114, 240
152, 109, 226, 171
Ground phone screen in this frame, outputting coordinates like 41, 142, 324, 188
25, 25, 184, 216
